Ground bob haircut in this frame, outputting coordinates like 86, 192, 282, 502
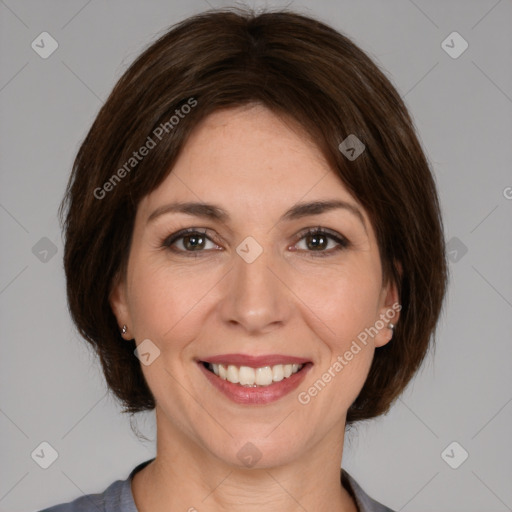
59, 8, 448, 424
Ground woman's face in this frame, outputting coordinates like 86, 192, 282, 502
111, 104, 399, 468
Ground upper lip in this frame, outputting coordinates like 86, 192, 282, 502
200, 353, 312, 368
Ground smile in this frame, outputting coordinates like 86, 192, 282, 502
198, 358, 312, 405
204, 362, 304, 387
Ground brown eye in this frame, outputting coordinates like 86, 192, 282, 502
294, 228, 349, 257
304, 232, 329, 251
181, 233, 207, 251
162, 228, 220, 255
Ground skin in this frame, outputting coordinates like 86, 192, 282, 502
110, 104, 400, 512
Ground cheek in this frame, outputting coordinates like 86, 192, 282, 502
291, 261, 382, 344
291, 263, 380, 401
126, 257, 219, 343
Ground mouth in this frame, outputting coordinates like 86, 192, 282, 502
201, 360, 310, 387
197, 357, 313, 405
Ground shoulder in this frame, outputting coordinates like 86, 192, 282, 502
36, 458, 153, 512
342, 470, 395, 512
36, 477, 134, 512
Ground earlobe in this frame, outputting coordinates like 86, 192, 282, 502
374, 272, 401, 348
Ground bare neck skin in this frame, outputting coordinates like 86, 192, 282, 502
131, 406, 358, 512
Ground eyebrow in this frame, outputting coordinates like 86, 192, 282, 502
146, 199, 367, 231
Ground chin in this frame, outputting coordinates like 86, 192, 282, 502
203, 431, 304, 471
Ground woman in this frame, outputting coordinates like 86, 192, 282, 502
40, 7, 447, 512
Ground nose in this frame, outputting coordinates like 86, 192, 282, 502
217, 242, 291, 335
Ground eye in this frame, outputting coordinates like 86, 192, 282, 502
292, 227, 350, 257
160, 226, 350, 257
161, 228, 221, 254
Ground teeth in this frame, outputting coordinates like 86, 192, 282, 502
255, 366, 273, 386
239, 366, 255, 385
272, 365, 284, 382
226, 364, 239, 383
207, 363, 304, 387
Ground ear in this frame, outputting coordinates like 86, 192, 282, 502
373, 264, 402, 348
109, 271, 132, 339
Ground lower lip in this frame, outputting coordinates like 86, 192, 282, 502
198, 362, 312, 405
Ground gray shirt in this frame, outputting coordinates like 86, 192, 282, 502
38, 458, 394, 512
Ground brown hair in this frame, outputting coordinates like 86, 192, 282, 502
59, 7, 448, 423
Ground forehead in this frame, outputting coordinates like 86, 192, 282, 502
138, 105, 365, 225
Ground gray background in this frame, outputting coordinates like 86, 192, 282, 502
1, 1, 511, 511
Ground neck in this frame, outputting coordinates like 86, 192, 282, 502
131, 406, 357, 512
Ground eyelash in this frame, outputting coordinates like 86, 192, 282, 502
160, 227, 350, 258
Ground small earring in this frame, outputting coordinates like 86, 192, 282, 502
388, 323, 395, 330
121, 325, 127, 335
